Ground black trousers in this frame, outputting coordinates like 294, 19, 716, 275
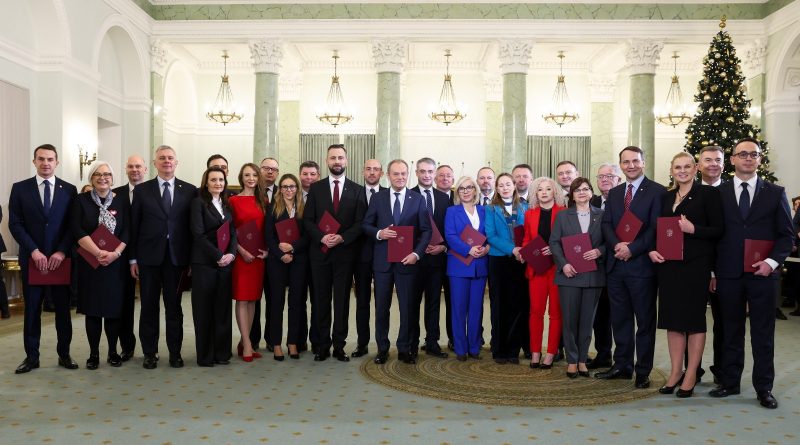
411, 262, 444, 350
310, 259, 354, 352
268, 258, 307, 346
85, 316, 119, 355
138, 251, 184, 356
607, 266, 657, 377
191, 263, 232, 365
21, 275, 72, 360
298, 261, 318, 350
353, 260, 374, 348
249, 269, 272, 349
488, 256, 527, 359
118, 270, 137, 353
592, 287, 613, 363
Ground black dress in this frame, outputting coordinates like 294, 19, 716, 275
656, 183, 723, 332
70, 192, 129, 318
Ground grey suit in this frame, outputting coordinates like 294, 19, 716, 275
550, 206, 605, 364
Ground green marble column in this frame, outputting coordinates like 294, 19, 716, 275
628, 73, 656, 178
150, 71, 164, 152
502, 73, 527, 173
591, 102, 615, 168
375, 72, 401, 168
253, 72, 279, 162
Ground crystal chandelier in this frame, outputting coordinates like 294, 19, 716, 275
543, 51, 579, 127
317, 51, 353, 127
206, 51, 243, 125
656, 52, 692, 127
429, 49, 465, 125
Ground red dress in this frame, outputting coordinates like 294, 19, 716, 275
230, 195, 265, 301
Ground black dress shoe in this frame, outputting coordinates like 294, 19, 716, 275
351, 345, 369, 358
15, 358, 40, 374
332, 349, 350, 362
119, 350, 134, 362
397, 352, 416, 364
586, 358, 612, 370
58, 355, 79, 370
635, 375, 651, 389
456, 354, 467, 362
494, 358, 508, 364
709, 385, 740, 398
314, 350, 330, 362
447, 341, 454, 351
508, 357, 520, 365
169, 354, 184, 368
86, 355, 99, 370
142, 354, 158, 369
107, 353, 123, 367
425, 346, 448, 358
214, 359, 230, 365
776, 309, 788, 320
374, 351, 389, 364
595, 368, 633, 380
757, 391, 778, 409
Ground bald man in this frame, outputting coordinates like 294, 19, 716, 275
112, 154, 148, 361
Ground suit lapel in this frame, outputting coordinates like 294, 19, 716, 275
30, 178, 46, 217
566, 208, 581, 234
721, 181, 743, 222
399, 190, 415, 222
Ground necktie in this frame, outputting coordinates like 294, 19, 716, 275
739, 182, 750, 219
369, 188, 376, 204
520, 196, 527, 204
601, 198, 606, 210
43, 180, 51, 216
265, 187, 271, 205
425, 189, 433, 214
162, 182, 172, 213
393, 192, 401, 225
333, 180, 340, 212
624, 184, 633, 211
483, 196, 489, 206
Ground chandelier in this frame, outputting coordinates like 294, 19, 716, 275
206, 51, 243, 125
317, 50, 353, 127
655, 52, 692, 127
543, 51, 579, 127
429, 49, 466, 125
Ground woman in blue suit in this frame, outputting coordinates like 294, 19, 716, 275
445, 176, 490, 361
484, 173, 528, 364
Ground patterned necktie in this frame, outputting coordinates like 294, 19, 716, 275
369, 188, 376, 205
265, 187, 270, 206
162, 182, 172, 213
333, 180, 340, 212
425, 189, 433, 215
43, 180, 51, 216
624, 183, 633, 211
739, 182, 750, 219
393, 192, 401, 225
483, 196, 489, 206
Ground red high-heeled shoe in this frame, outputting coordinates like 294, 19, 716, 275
243, 355, 253, 363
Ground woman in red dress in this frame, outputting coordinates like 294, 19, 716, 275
229, 163, 267, 361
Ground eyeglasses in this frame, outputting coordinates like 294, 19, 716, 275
280, 185, 297, 190
261, 166, 279, 173
92, 172, 112, 178
457, 185, 476, 192
734, 151, 761, 160
574, 187, 592, 193
596, 174, 617, 180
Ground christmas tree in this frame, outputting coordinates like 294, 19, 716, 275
684, 16, 777, 183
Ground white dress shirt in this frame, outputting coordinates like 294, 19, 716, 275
328, 175, 346, 200
36, 175, 55, 204
156, 176, 175, 204
465, 206, 480, 230
365, 184, 380, 205
419, 185, 436, 212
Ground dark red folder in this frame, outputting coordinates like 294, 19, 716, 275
318, 211, 341, 253
744, 239, 775, 272
28, 258, 71, 286
615, 210, 643, 243
514, 226, 525, 247
520, 235, 553, 275
452, 225, 487, 266
562, 232, 597, 273
428, 214, 444, 245
388, 226, 414, 262
276, 217, 300, 244
77, 225, 122, 269
236, 220, 265, 256
657, 216, 683, 261
217, 220, 231, 252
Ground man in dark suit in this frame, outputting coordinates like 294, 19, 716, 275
111, 154, 148, 362
302, 144, 366, 362
410, 157, 450, 359
435, 164, 455, 349
587, 162, 621, 370
363, 159, 432, 364
597, 146, 665, 389
9, 144, 78, 373
351, 159, 385, 358
251, 157, 279, 352
299, 160, 320, 352
129, 145, 197, 369
708, 138, 793, 409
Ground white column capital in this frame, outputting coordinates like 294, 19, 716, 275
625, 40, 664, 75
484, 74, 502, 102
279, 73, 303, 101
371, 39, 408, 73
743, 38, 767, 78
150, 39, 169, 77
249, 39, 284, 74
498, 40, 533, 75
589, 75, 617, 102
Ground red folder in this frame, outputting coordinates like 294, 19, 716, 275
318, 211, 341, 253
513, 226, 525, 247
520, 235, 554, 275
388, 226, 414, 262
77, 225, 122, 269
217, 220, 231, 252
657, 216, 683, 261
562, 232, 597, 273
177, 267, 191, 296
452, 225, 487, 266
615, 210, 643, 243
428, 214, 444, 245
28, 258, 71, 285
276, 217, 300, 244
744, 239, 775, 272
236, 220, 265, 256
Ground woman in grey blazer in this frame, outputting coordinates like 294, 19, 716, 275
550, 178, 606, 378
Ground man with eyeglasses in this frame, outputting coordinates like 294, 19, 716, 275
250, 157, 280, 353
555, 161, 579, 197
709, 138, 793, 409
435, 165, 455, 206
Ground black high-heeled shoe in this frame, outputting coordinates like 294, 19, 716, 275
676, 385, 695, 398
566, 371, 578, 379
529, 361, 540, 369
540, 362, 553, 370
578, 370, 591, 378
658, 384, 677, 394
274, 354, 285, 362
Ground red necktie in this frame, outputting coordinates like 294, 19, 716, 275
333, 180, 340, 212
624, 183, 633, 211
264, 187, 270, 205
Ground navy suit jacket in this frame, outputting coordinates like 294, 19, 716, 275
303, 176, 367, 263
715, 178, 794, 279
601, 176, 666, 276
9, 177, 77, 267
445, 204, 489, 278
410, 185, 450, 267
130, 177, 197, 267
362, 188, 432, 274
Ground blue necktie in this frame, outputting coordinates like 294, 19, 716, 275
739, 182, 750, 220
424, 189, 433, 215
162, 182, 172, 214
43, 180, 51, 216
393, 192, 401, 225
